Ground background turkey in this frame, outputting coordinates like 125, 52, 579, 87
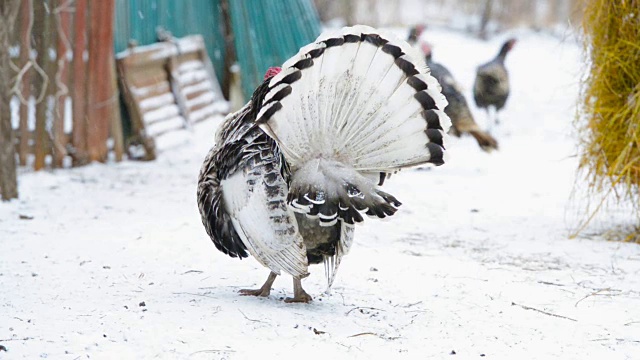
422, 42, 498, 152
407, 24, 426, 46
473, 38, 516, 127
197, 25, 450, 303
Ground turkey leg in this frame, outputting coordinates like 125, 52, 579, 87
284, 276, 312, 303
239, 271, 277, 297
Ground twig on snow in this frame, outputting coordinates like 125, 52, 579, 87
345, 306, 384, 316
181, 270, 203, 275
0, 337, 32, 342
537, 281, 565, 287
238, 309, 267, 324
574, 288, 619, 307
624, 321, 640, 326
347, 332, 378, 338
189, 349, 235, 357
511, 302, 577, 322
172, 292, 217, 299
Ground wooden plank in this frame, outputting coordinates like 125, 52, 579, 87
14, 130, 71, 155
71, 0, 88, 166
0, 0, 22, 200
131, 81, 171, 102
116, 57, 157, 160
33, 0, 52, 171
127, 67, 170, 89
87, 0, 119, 162
86, 0, 102, 162
17, 0, 32, 166
52, 0, 72, 168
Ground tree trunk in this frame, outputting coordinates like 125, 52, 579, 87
479, 0, 494, 40
71, 0, 89, 166
33, 0, 56, 171
53, 0, 72, 168
0, 0, 21, 201
18, 0, 32, 166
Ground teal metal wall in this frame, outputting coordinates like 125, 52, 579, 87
114, 0, 226, 84
113, 0, 321, 100
229, 0, 321, 99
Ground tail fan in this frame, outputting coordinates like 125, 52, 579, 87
257, 25, 451, 226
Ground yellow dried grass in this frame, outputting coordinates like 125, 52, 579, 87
576, 0, 640, 242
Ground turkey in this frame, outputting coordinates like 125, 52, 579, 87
407, 24, 426, 46
473, 38, 516, 126
197, 25, 450, 303
422, 42, 498, 151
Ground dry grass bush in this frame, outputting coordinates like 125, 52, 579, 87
576, 0, 640, 242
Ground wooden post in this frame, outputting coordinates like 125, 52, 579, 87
71, 0, 88, 166
86, 0, 119, 162
103, 1, 123, 162
52, 0, 72, 168
0, 0, 21, 201
18, 0, 32, 166
33, 0, 57, 171
220, 0, 236, 100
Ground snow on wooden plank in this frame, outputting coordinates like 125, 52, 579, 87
182, 80, 214, 97
142, 104, 182, 125
190, 102, 228, 123
186, 92, 216, 109
146, 115, 186, 138
139, 93, 176, 112
177, 60, 204, 73
177, 68, 209, 87
130, 81, 171, 98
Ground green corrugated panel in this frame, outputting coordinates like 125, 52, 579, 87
229, 0, 321, 99
113, 0, 321, 99
114, 0, 227, 85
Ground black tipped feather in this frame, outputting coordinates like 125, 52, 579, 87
381, 44, 404, 59
344, 34, 360, 43
395, 57, 419, 76
407, 76, 428, 92
255, 102, 282, 124
422, 109, 443, 130
426, 143, 445, 165
324, 37, 345, 48
363, 33, 387, 47
426, 129, 444, 148
281, 70, 302, 85
414, 91, 437, 110
294, 58, 314, 70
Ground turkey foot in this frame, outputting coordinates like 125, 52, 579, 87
239, 271, 277, 297
284, 277, 312, 303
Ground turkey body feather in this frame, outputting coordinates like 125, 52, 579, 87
425, 52, 498, 151
197, 25, 451, 301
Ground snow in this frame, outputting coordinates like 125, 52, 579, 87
183, 80, 215, 97
178, 69, 209, 87
2, 28, 640, 360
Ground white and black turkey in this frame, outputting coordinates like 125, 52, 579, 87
197, 25, 451, 303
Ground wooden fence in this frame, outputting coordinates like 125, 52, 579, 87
10, 0, 122, 170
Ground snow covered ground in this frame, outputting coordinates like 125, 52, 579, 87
2, 28, 640, 359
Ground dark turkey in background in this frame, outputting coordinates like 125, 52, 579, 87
473, 38, 516, 125
422, 42, 498, 152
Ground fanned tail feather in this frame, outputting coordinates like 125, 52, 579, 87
257, 26, 450, 226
